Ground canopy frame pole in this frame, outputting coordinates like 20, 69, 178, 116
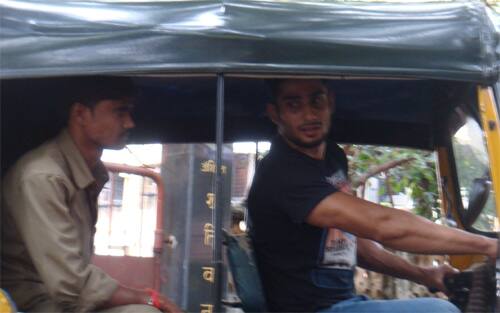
213, 73, 225, 313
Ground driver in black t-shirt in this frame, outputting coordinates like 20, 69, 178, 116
247, 79, 497, 313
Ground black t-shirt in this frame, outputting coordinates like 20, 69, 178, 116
247, 136, 356, 312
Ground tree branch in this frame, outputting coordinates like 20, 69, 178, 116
352, 157, 415, 188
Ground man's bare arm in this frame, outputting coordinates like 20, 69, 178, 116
306, 192, 496, 259
357, 238, 457, 292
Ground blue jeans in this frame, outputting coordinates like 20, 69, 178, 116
318, 295, 460, 313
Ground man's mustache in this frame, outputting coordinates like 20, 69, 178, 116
299, 121, 323, 129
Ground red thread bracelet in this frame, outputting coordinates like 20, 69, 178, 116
146, 288, 161, 309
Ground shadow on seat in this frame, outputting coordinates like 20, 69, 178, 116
222, 230, 268, 312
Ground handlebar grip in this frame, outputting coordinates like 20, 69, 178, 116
426, 274, 459, 294
443, 274, 458, 292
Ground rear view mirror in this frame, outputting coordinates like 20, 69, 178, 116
463, 177, 491, 228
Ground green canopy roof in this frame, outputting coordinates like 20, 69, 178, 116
1, 0, 499, 82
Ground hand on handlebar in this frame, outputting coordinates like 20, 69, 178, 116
421, 264, 459, 295
487, 238, 498, 262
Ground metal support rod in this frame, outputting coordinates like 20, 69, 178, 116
104, 162, 165, 291
181, 146, 195, 309
213, 73, 225, 313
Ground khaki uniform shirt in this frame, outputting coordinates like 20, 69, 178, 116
1, 130, 118, 312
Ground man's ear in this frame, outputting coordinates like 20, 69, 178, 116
266, 103, 280, 125
69, 102, 90, 125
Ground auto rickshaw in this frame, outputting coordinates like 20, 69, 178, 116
1, 0, 499, 312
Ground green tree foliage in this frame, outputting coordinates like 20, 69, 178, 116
344, 145, 440, 221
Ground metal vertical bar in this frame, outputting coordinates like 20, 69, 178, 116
478, 87, 500, 215
108, 173, 116, 250
182, 145, 195, 309
255, 141, 259, 167
213, 73, 225, 313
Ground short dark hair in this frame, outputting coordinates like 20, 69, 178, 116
59, 76, 136, 124
266, 78, 329, 105
67, 75, 136, 109
266, 79, 286, 105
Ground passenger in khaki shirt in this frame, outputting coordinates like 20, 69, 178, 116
1, 76, 182, 313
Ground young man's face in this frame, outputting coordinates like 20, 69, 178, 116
81, 98, 135, 150
268, 79, 334, 148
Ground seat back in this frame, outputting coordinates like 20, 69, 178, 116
223, 230, 268, 312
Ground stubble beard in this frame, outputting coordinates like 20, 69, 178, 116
284, 131, 328, 149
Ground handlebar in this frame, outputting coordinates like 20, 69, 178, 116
443, 262, 495, 313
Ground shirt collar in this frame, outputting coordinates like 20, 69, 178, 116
272, 135, 326, 156
272, 134, 337, 164
56, 129, 109, 189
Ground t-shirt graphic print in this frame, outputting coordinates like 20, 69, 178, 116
320, 169, 357, 270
